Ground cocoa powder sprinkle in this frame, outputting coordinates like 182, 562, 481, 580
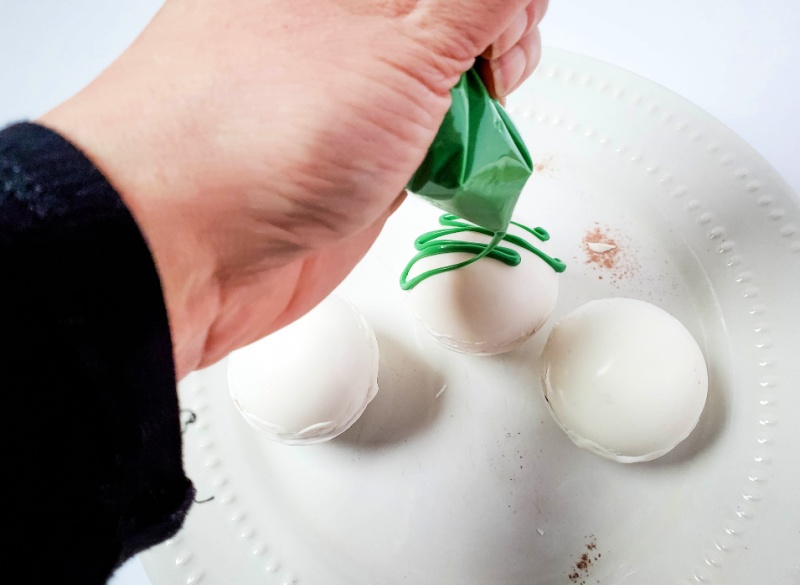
583, 225, 620, 269
581, 223, 639, 283
567, 537, 599, 583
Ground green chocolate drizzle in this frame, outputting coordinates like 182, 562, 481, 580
399, 214, 566, 290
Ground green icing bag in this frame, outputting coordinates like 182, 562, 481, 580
406, 66, 533, 233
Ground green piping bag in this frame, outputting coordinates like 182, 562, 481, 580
406, 66, 533, 233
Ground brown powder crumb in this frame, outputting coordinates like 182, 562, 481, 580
576, 553, 590, 571
566, 537, 600, 583
567, 538, 599, 583
581, 223, 639, 283
583, 225, 620, 269
533, 154, 556, 176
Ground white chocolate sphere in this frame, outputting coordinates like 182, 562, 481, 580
406, 224, 560, 355
228, 295, 379, 445
541, 298, 708, 463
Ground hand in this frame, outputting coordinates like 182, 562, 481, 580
40, 0, 548, 378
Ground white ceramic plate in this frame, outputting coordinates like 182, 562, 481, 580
141, 49, 800, 585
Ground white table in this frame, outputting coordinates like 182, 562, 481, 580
1, 2, 797, 583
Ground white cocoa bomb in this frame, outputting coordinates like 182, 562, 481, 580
406, 223, 559, 355
541, 298, 708, 463
227, 294, 379, 445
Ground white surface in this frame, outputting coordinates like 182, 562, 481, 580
141, 48, 800, 585
0, 2, 796, 584
541, 298, 709, 463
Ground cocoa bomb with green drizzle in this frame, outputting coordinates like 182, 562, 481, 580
402, 214, 565, 355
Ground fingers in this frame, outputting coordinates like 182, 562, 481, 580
482, 0, 539, 60
479, 24, 543, 99
410, 0, 529, 65
477, 0, 547, 99
403, 0, 546, 96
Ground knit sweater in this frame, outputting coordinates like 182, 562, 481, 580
0, 122, 194, 583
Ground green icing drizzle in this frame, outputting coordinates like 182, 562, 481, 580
399, 214, 566, 291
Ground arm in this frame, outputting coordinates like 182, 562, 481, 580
1, 123, 194, 582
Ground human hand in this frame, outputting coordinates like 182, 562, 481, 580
40, 0, 548, 378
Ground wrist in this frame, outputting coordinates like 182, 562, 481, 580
39, 75, 220, 379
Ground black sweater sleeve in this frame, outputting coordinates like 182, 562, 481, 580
0, 123, 195, 583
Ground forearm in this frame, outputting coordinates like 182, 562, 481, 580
0, 122, 195, 583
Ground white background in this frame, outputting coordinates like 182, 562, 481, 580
0, 1, 797, 584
